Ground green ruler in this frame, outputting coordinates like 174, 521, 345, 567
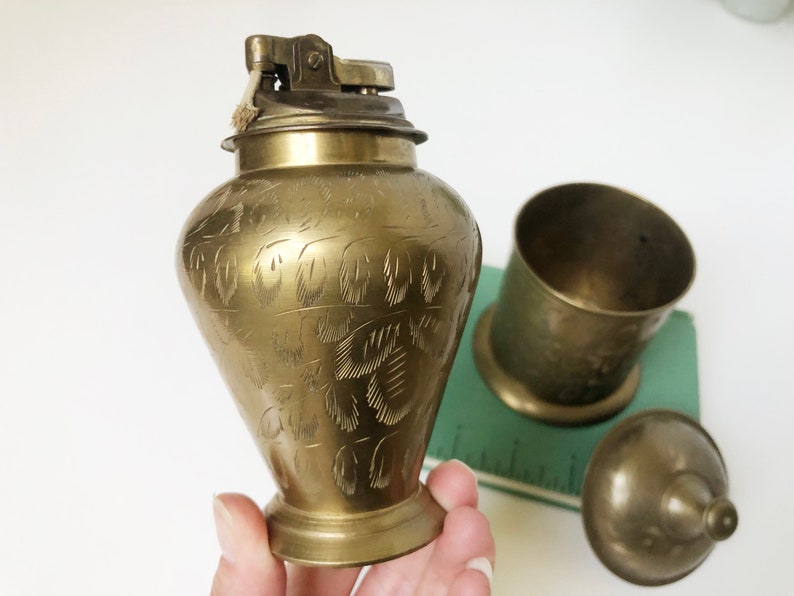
425, 265, 700, 511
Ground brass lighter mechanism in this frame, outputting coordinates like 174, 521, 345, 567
229, 34, 426, 144
245, 34, 395, 93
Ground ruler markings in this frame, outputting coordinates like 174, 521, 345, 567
451, 425, 461, 459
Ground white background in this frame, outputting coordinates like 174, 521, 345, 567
2, 0, 793, 594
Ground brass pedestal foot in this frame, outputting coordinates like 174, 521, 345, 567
473, 305, 639, 426
265, 484, 445, 567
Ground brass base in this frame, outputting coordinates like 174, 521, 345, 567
264, 484, 446, 567
473, 305, 640, 426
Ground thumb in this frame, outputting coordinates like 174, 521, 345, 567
210, 493, 286, 596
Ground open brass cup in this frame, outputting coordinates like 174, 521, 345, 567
474, 183, 695, 425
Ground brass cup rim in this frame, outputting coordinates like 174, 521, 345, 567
511, 182, 696, 318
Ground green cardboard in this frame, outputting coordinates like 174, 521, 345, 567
425, 265, 700, 510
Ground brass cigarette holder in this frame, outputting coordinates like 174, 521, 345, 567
474, 183, 695, 425
176, 34, 481, 566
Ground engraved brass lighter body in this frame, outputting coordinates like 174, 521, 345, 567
176, 34, 481, 566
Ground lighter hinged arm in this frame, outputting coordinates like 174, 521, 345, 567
244, 34, 394, 93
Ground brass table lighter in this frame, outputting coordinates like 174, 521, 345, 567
176, 34, 481, 566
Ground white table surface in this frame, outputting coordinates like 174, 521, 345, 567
2, 1, 793, 594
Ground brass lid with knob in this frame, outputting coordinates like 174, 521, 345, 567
581, 409, 738, 586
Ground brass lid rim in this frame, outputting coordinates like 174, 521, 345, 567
582, 409, 727, 483
223, 121, 427, 152
472, 304, 639, 425
231, 128, 419, 171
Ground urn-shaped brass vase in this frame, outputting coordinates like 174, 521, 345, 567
176, 34, 481, 567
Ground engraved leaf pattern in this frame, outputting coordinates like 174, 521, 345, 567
247, 185, 281, 230
272, 325, 304, 367
179, 169, 481, 499
185, 190, 241, 240
238, 347, 269, 389
253, 243, 286, 308
287, 407, 319, 441
316, 308, 354, 343
402, 437, 423, 480
227, 202, 244, 234
342, 192, 375, 219
324, 380, 360, 432
299, 360, 323, 392
274, 385, 293, 404
339, 241, 374, 305
194, 309, 233, 351
383, 248, 412, 306
257, 406, 283, 440
450, 235, 479, 297
213, 245, 239, 307
185, 245, 208, 300
366, 345, 413, 426
181, 184, 251, 301
287, 176, 332, 231
369, 435, 398, 489
335, 323, 400, 380
421, 250, 445, 304
333, 445, 358, 496
210, 187, 235, 218
408, 314, 442, 353
417, 197, 435, 226
295, 252, 327, 307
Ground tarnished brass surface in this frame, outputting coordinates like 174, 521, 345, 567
581, 410, 738, 586
234, 130, 418, 171
473, 183, 695, 425
176, 34, 481, 566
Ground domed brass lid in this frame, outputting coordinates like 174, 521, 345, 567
581, 409, 738, 586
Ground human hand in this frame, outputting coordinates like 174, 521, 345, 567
210, 459, 495, 595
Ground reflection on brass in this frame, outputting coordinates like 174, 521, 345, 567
176, 34, 481, 566
473, 183, 695, 425
581, 410, 738, 586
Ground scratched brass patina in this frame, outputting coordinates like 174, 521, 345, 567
582, 410, 738, 585
176, 34, 481, 566
473, 183, 695, 425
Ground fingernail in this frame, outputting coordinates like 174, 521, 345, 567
465, 556, 493, 586
213, 495, 237, 564
451, 459, 478, 487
